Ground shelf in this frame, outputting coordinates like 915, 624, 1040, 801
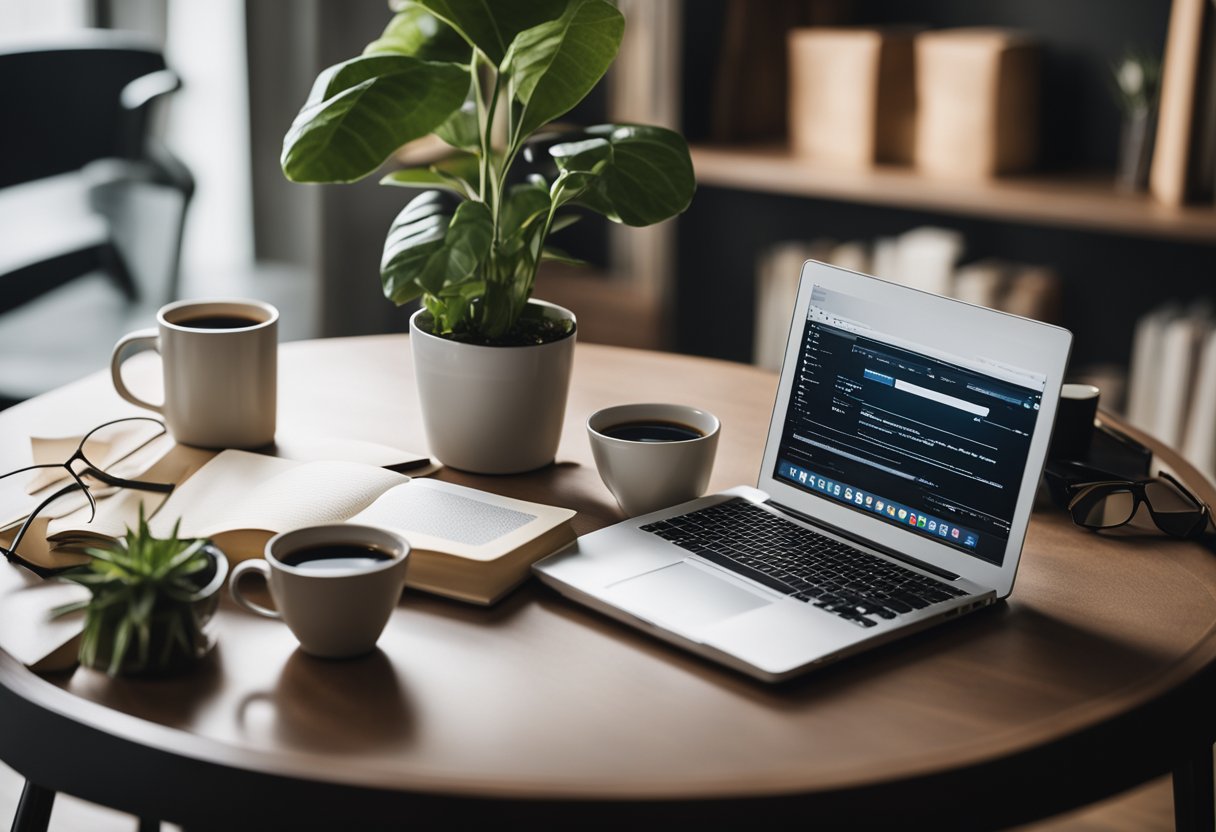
690, 145, 1216, 246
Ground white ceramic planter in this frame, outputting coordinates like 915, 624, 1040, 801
409, 300, 576, 474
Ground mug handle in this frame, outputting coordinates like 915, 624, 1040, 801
229, 560, 281, 619
110, 328, 164, 414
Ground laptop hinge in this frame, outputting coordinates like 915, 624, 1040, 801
764, 499, 961, 581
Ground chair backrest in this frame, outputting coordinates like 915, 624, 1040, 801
0, 30, 167, 189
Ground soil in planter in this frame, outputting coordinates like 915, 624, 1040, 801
417, 312, 575, 347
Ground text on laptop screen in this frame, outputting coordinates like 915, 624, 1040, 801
773, 285, 1046, 566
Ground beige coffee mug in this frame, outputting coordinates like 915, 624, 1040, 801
230, 524, 410, 659
110, 298, 278, 449
588, 403, 721, 517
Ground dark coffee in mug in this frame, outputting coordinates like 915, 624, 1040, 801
177, 314, 263, 330
280, 544, 395, 572
601, 420, 704, 442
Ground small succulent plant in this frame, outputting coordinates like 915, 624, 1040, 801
53, 508, 226, 676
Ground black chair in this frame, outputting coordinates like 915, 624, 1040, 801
0, 30, 193, 408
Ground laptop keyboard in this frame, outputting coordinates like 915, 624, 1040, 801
639, 499, 968, 628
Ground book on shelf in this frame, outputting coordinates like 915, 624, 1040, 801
1182, 329, 1216, 481
1150, 0, 1213, 206
1126, 303, 1216, 481
44, 451, 576, 606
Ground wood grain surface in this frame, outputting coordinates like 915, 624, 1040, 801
1, 336, 1214, 828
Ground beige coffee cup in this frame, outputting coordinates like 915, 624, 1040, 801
588, 403, 721, 517
110, 298, 278, 449
230, 524, 410, 659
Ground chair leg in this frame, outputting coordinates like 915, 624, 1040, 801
10, 779, 55, 832
1173, 743, 1215, 832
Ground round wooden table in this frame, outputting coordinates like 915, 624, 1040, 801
1, 337, 1215, 831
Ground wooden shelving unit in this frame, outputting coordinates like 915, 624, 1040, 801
691, 144, 1216, 246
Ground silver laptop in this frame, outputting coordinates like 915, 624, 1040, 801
534, 261, 1072, 682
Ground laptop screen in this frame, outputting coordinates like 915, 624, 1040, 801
771, 284, 1046, 566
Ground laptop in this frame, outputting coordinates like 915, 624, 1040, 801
534, 260, 1073, 682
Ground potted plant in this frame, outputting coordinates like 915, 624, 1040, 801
53, 510, 228, 677
281, 0, 696, 473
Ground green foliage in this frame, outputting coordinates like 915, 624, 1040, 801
281, 0, 697, 341
53, 508, 221, 676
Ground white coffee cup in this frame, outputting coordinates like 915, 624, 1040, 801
588, 403, 721, 517
230, 524, 410, 659
110, 298, 278, 449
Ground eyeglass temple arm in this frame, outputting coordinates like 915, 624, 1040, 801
83, 466, 174, 493
1157, 470, 1210, 509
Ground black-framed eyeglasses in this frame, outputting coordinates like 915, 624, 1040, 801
1044, 460, 1211, 540
0, 416, 175, 578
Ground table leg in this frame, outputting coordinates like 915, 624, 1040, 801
10, 780, 54, 832
1173, 743, 1215, 832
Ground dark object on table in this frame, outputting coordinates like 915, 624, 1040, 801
1088, 419, 1153, 477
0, 31, 193, 406
1048, 383, 1100, 461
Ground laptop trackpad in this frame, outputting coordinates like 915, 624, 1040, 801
606, 561, 771, 632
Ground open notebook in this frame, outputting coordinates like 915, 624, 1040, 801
47, 450, 576, 606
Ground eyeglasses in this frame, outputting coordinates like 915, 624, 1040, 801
0, 417, 174, 578
1044, 460, 1211, 540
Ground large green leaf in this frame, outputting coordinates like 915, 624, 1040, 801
501, 182, 551, 241
419, 199, 493, 294
380, 191, 492, 306
550, 124, 695, 226
506, 0, 623, 138
363, 5, 470, 62
282, 55, 469, 183
381, 191, 449, 303
411, 0, 568, 65
380, 151, 480, 197
434, 81, 481, 151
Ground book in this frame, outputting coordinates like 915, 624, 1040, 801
753, 240, 833, 371
1191, 3, 1216, 202
1150, 0, 1211, 206
0, 560, 87, 673
1126, 306, 1175, 432
1151, 312, 1209, 448
1182, 328, 1216, 481
46, 450, 576, 606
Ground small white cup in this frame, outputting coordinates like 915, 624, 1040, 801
229, 525, 410, 659
588, 403, 720, 517
110, 298, 279, 449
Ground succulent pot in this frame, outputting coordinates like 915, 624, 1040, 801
84, 544, 229, 677
410, 300, 576, 474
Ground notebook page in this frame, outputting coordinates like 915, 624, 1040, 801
147, 450, 299, 539
204, 460, 407, 534
350, 479, 575, 561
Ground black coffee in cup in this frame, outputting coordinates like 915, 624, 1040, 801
601, 420, 704, 442
177, 314, 263, 330
280, 544, 395, 572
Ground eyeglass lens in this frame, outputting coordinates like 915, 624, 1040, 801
2, 417, 170, 577
1144, 478, 1207, 537
1071, 487, 1137, 529
1068, 475, 1207, 537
